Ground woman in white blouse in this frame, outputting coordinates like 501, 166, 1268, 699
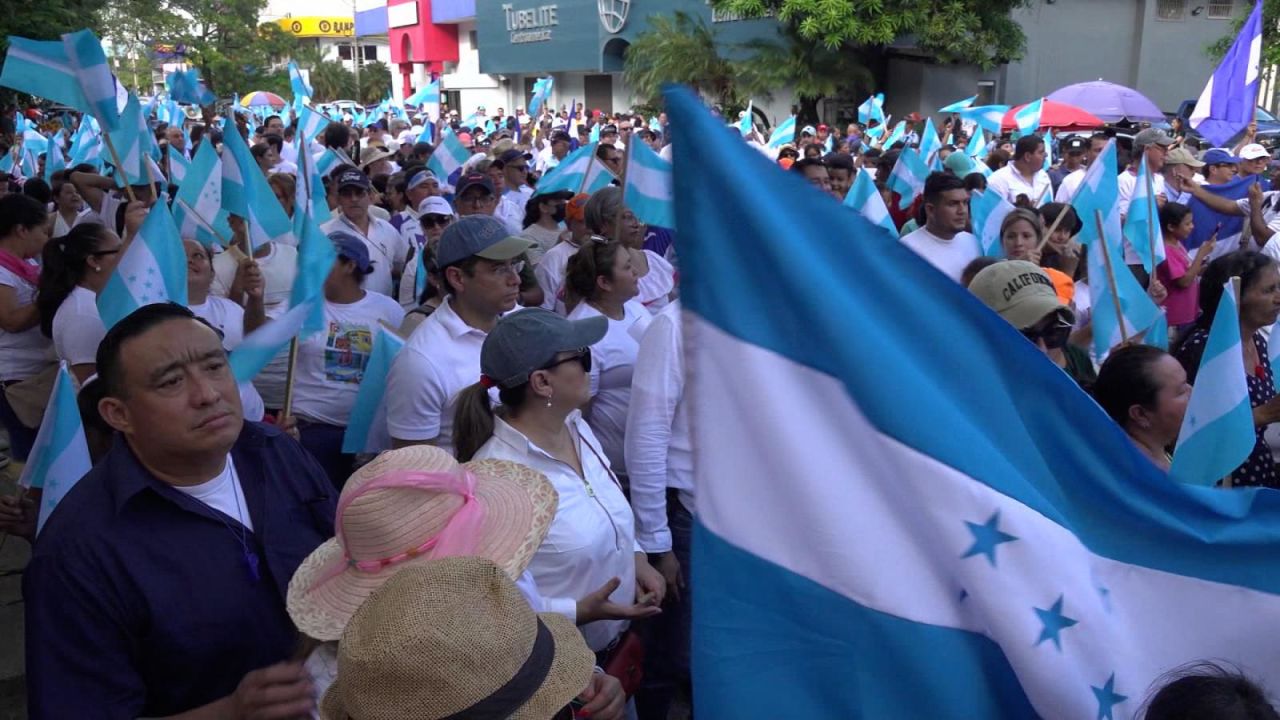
37, 220, 129, 384
453, 307, 665, 656
583, 187, 675, 314
50, 176, 91, 238
565, 239, 650, 474
0, 194, 55, 461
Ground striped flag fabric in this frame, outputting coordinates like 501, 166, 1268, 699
886, 147, 930, 210
1, 37, 97, 121
62, 30, 124, 132
173, 140, 232, 248
426, 128, 472, 188
882, 120, 906, 148
167, 148, 190, 185
857, 93, 885, 125
1123, 155, 1166, 274
842, 168, 896, 238
1171, 279, 1255, 486
959, 105, 1011, 135
1014, 98, 1045, 136
940, 95, 978, 113
738, 101, 753, 136
314, 148, 347, 178
663, 83, 1280, 720
342, 325, 406, 453
220, 117, 295, 252
965, 128, 986, 159
291, 146, 338, 336
96, 201, 188, 330
68, 119, 103, 169
19, 364, 92, 535
970, 189, 1017, 257
767, 115, 796, 150
918, 117, 942, 169
405, 79, 440, 107
230, 298, 317, 383
531, 142, 599, 195
297, 104, 332, 144
165, 68, 215, 106
43, 143, 67, 184
528, 76, 554, 118
1190, 0, 1264, 147
623, 139, 674, 229
104, 93, 151, 186
288, 61, 313, 100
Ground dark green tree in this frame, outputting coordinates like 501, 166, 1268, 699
359, 60, 393, 104
623, 13, 744, 114
309, 59, 356, 102
0, 0, 104, 105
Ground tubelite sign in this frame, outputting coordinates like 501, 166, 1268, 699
277, 16, 356, 38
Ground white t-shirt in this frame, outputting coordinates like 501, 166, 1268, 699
172, 456, 254, 532
211, 244, 299, 408
52, 286, 107, 368
321, 214, 410, 299
568, 300, 651, 473
385, 297, 494, 453
52, 208, 93, 239
1117, 169, 1167, 211
535, 238, 582, 314
189, 296, 265, 422
636, 249, 676, 314
986, 165, 1053, 207
1054, 167, 1086, 204
495, 197, 525, 236
292, 291, 405, 427
899, 227, 981, 282
521, 224, 563, 264
0, 266, 53, 381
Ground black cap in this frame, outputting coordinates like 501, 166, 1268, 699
601, 124, 618, 135
1064, 136, 1087, 153
455, 173, 496, 198
496, 148, 532, 166
336, 168, 371, 189
550, 130, 572, 144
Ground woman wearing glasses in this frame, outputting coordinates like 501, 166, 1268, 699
453, 308, 666, 664
584, 187, 676, 313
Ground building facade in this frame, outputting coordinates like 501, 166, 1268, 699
264, 0, 395, 100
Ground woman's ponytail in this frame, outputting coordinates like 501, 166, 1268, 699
38, 222, 107, 338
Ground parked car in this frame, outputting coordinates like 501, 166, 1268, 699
1171, 100, 1280, 148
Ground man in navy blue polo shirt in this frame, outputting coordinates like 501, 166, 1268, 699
24, 303, 335, 719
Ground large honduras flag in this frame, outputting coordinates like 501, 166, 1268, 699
1170, 280, 1256, 487
97, 201, 188, 329
664, 83, 1280, 720
623, 140, 674, 229
19, 364, 92, 535
342, 325, 406, 453
0, 31, 123, 132
1190, 0, 1264, 147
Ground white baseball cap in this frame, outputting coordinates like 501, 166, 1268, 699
1240, 143, 1271, 160
417, 196, 454, 217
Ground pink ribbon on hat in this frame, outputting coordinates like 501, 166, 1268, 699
309, 468, 487, 589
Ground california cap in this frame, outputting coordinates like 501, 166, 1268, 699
435, 215, 534, 268
480, 308, 607, 390
969, 260, 1074, 331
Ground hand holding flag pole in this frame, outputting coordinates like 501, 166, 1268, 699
1036, 180, 1086, 253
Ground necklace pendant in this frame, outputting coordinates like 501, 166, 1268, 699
244, 551, 261, 583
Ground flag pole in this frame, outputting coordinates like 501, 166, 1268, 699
101, 133, 137, 202
1145, 155, 1159, 273
612, 145, 630, 245
1225, 275, 1243, 489
1036, 180, 1085, 253
1096, 209, 1129, 346
279, 338, 301, 421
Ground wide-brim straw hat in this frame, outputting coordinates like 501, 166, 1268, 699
320, 558, 593, 720
288, 446, 557, 641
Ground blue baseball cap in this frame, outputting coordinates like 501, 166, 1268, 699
1202, 148, 1239, 165
328, 231, 373, 272
435, 215, 534, 268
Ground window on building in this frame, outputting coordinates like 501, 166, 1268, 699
1207, 0, 1235, 18
445, 90, 461, 114
338, 45, 352, 60
363, 45, 377, 61
469, 31, 478, 49
1156, 0, 1186, 20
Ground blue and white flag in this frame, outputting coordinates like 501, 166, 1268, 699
342, 326, 406, 454
104, 93, 152, 186
61, 30, 124, 132
173, 140, 232, 248
1014, 98, 1045, 136
1171, 280, 1255, 486
67, 119, 102, 169
97, 201, 187, 329
220, 117, 294, 252
528, 76, 554, 118
314, 148, 347, 178
970, 189, 1017, 257
590, 123, 601, 143
1190, 0, 1264, 147
406, 79, 440, 108
297, 104, 331, 145
918, 117, 941, 169
291, 147, 337, 336
427, 128, 472, 189
959, 105, 1011, 135
19, 364, 92, 535
165, 68, 215, 106
288, 61, 313, 100
1042, 129, 1055, 172
663, 83, 1280, 720
535, 142, 614, 195
882, 120, 906, 148
2, 37, 100, 124
167, 147, 190, 185
857, 93, 885, 125
843, 168, 897, 239
623, 139, 674, 229
293, 137, 333, 236
767, 115, 796, 150
966, 128, 986, 159
738, 101, 753, 136
940, 95, 978, 113
1123, 155, 1166, 274
230, 298, 317, 382
886, 147, 930, 210
43, 143, 67, 184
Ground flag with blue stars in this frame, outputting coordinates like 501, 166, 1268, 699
97, 200, 188, 330
664, 84, 1280, 720
19, 363, 92, 535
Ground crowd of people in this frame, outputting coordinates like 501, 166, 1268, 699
0, 93, 1277, 718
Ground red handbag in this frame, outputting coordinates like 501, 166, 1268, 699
602, 630, 645, 697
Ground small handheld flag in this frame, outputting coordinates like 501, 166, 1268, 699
623, 140, 675, 229
1189, 0, 1264, 147
342, 326, 407, 454
843, 169, 897, 238
97, 201, 188, 330
20, 364, 92, 535
886, 147, 930, 210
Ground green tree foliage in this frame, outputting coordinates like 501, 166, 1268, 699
0, 0, 104, 105
360, 61, 393, 105
623, 13, 744, 113
1209, 0, 1277, 67
711, 0, 1030, 69
736, 25, 875, 123
309, 60, 356, 102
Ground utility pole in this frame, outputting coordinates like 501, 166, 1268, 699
351, 0, 361, 101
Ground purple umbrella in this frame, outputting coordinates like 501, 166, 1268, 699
1046, 80, 1165, 123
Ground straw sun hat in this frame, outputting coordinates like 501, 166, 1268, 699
287, 445, 557, 642
320, 557, 594, 720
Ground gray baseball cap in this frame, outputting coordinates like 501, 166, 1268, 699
1133, 128, 1176, 149
481, 308, 607, 389
435, 215, 534, 268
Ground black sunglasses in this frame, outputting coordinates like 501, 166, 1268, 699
540, 349, 591, 374
1020, 315, 1072, 350
421, 215, 452, 228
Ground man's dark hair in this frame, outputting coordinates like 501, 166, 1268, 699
823, 153, 855, 174
441, 257, 481, 296
22, 178, 52, 205
595, 144, 619, 162
1013, 135, 1044, 162
323, 122, 351, 150
96, 303, 214, 398
923, 171, 966, 205
265, 114, 282, 127
1142, 661, 1280, 720
1090, 132, 1110, 145
790, 158, 825, 175
264, 134, 284, 153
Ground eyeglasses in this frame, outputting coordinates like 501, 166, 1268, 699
484, 260, 525, 278
1020, 315, 1073, 350
540, 349, 591, 374
338, 187, 369, 198
457, 193, 492, 206
421, 215, 452, 228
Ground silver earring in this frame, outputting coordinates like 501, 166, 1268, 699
545, 392, 553, 408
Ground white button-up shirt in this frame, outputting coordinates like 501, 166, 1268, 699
624, 301, 693, 554
321, 213, 410, 298
986, 164, 1053, 207
474, 412, 641, 651
384, 297, 490, 454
